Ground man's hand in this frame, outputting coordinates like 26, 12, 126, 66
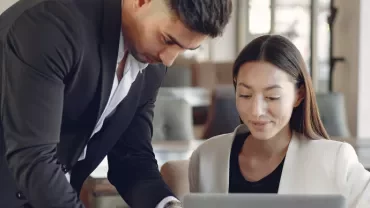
164, 200, 182, 208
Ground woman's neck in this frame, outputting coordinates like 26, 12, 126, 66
241, 125, 292, 160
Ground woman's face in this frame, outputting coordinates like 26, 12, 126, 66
235, 61, 303, 140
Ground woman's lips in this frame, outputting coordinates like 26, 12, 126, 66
250, 121, 271, 131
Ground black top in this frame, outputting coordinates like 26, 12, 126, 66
229, 132, 285, 193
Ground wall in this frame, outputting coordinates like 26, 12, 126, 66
208, 0, 238, 63
356, 0, 370, 138
333, 0, 370, 138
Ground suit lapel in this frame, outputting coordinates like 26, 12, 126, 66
97, 0, 122, 120
212, 125, 247, 193
278, 132, 302, 194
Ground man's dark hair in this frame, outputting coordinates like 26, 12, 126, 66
167, 0, 233, 38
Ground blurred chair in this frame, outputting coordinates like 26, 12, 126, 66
316, 92, 351, 137
202, 85, 241, 139
153, 97, 195, 141
160, 160, 190, 201
161, 66, 192, 87
214, 62, 234, 85
191, 61, 234, 90
191, 62, 218, 90
80, 177, 129, 208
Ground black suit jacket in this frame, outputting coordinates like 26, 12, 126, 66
0, 0, 174, 207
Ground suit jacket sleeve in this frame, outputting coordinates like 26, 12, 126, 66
336, 143, 370, 208
107, 66, 176, 208
1, 2, 84, 208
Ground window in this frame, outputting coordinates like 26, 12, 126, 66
249, 0, 272, 34
317, 0, 331, 92
274, 0, 311, 71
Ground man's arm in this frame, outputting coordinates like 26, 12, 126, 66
1, 2, 84, 207
107, 66, 180, 208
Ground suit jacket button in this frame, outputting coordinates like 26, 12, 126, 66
61, 164, 68, 173
16, 191, 25, 200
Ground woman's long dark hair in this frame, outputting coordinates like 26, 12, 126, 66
232, 35, 329, 140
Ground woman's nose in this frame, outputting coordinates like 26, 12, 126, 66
251, 96, 266, 118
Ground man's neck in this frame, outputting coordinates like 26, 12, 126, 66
117, 51, 128, 81
120, 0, 134, 43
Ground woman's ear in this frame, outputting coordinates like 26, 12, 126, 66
294, 85, 305, 107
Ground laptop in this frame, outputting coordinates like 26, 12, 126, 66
182, 193, 346, 208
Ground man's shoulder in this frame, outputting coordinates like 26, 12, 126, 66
1, 0, 80, 20
0, 0, 84, 39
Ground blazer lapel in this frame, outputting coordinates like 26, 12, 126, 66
212, 125, 248, 193
278, 132, 304, 194
97, 0, 122, 120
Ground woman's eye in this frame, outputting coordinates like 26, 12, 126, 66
267, 96, 280, 101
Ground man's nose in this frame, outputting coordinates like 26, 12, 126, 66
159, 47, 182, 67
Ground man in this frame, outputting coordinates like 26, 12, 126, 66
0, 0, 232, 207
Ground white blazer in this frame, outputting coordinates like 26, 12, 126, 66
188, 125, 370, 208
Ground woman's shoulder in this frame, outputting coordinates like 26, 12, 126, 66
195, 132, 235, 153
295, 131, 353, 154
191, 125, 249, 160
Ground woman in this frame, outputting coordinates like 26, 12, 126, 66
188, 35, 370, 207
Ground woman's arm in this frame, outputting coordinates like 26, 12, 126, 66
335, 143, 370, 208
188, 147, 201, 192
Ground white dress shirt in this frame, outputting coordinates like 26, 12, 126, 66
66, 34, 177, 208
77, 34, 147, 161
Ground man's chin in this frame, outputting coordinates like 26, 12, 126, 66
127, 49, 145, 63
131, 53, 147, 63
131, 51, 160, 64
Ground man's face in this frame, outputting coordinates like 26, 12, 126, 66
122, 0, 207, 66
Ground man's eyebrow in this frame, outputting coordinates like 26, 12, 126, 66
168, 35, 201, 50
238, 83, 250, 89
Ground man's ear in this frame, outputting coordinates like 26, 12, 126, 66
294, 85, 305, 107
137, 0, 151, 8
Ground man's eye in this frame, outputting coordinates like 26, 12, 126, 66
164, 38, 173, 45
239, 95, 251, 98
